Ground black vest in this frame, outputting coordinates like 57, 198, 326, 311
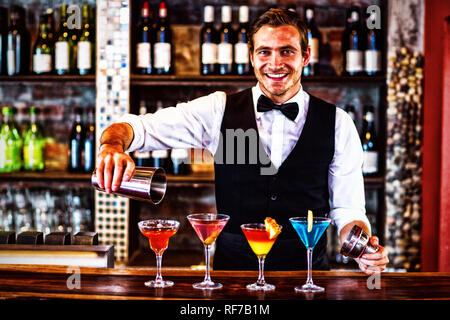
213, 88, 336, 271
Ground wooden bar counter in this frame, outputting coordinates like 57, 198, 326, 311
1, 264, 449, 301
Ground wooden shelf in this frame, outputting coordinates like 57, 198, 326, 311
130, 74, 386, 86
0, 75, 95, 85
0, 170, 383, 186
0, 74, 385, 87
0, 171, 92, 181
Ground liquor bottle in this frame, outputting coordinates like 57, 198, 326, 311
364, 10, 382, 76
235, 6, 251, 75
361, 105, 379, 176
154, 1, 173, 75
200, 5, 218, 75
77, 4, 94, 75
69, 6, 81, 73
45, 8, 55, 47
83, 107, 95, 173
68, 108, 84, 172
136, 1, 153, 75
33, 14, 53, 75
0, 7, 7, 75
0, 106, 22, 172
6, 5, 30, 75
23, 106, 45, 171
302, 6, 321, 76
342, 6, 364, 76
55, 5, 75, 75
171, 149, 189, 175
344, 104, 357, 127
132, 101, 152, 167
151, 101, 170, 170
218, 5, 235, 75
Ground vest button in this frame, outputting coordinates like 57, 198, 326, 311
270, 194, 277, 201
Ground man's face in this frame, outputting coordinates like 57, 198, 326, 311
250, 25, 310, 104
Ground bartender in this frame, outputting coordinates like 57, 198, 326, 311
96, 9, 388, 274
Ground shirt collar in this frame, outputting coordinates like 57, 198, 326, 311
252, 82, 305, 123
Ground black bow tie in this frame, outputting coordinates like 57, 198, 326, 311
256, 95, 299, 121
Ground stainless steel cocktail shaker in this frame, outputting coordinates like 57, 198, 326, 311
91, 167, 167, 204
340, 225, 379, 258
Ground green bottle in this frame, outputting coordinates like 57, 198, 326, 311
23, 106, 45, 171
0, 106, 22, 172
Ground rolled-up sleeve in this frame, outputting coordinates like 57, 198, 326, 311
117, 91, 227, 153
328, 108, 371, 237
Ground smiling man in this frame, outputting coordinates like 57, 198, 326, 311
96, 9, 389, 273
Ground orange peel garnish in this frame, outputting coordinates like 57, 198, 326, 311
264, 217, 282, 240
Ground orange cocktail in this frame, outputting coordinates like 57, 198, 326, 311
241, 218, 282, 291
138, 219, 179, 288
241, 227, 277, 257
141, 227, 178, 254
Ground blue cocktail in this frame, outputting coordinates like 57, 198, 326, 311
290, 216, 331, 293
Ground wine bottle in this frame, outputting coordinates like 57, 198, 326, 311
0, 7, 8, 75
77, 4, 94, 75
33, 14, 53, 75
68, 108, 85, 172
171, 148, 189, 175
133, 101, 152, 167
364, 10, 382, 76
361, 105, 379, 176
23, 106, 45, 171
342, 6, 364, 76
154, 1, 173, 75
200, 5, 218, 75
235, 6, 251, 75
83, 107, 95, 173
136, 1, 153, 75
302, 6, 321, 76
6, 5, 30, 75
0, 106, 22, 172
55, 5, 74, 75
218, 5, 235, 75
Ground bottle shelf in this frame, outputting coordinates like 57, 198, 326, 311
130, 74, 386, 86
0, 74, 386, 87
0, 170, 383, 186
0, 75, 95, 85
0, 171, 92, 181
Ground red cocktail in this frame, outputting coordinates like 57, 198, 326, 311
138, 219, 179, 288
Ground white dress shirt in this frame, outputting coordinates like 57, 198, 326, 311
119, 83, 370, 236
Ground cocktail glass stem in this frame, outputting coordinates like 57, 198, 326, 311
155, 253, 163, 284
306, 247, 314, 286
203, 244, 212, 284
256, 256, 266, 286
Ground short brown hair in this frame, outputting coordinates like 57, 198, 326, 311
249, 9, 309, 56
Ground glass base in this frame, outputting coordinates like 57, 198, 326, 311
295, 283, 325, 293
192, 281, 223, 290
246, 282, 275, 291
145, 280, 174, 288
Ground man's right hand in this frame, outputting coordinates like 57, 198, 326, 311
96, 143, 135, 194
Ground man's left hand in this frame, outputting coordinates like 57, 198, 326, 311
354, 236, 389, 275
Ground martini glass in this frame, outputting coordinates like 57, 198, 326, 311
241, 223, 281, 291
289, 217, 331, 293
138, 219, 180, 288
187, 213, 230, 290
